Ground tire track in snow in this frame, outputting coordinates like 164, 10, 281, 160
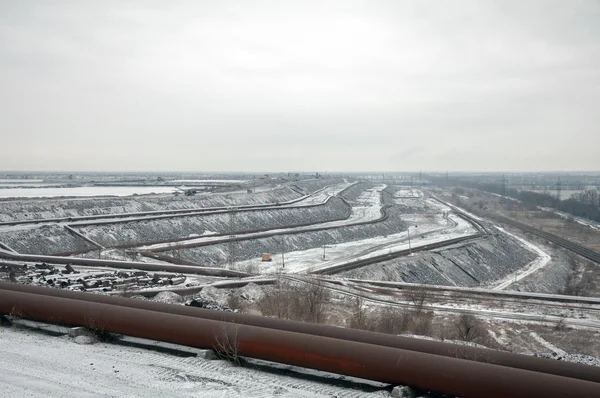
90, 339, 386, 397
0, 328, 388, 397
529, 332, 567, 356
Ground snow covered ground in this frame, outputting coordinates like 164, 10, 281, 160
348, 184, 387, 222
141, 184, 383, 251
491, 227, 551, 290
171, 179, 247, 184
233, 197, 477, 274
392, 187, 421, 198
0, 327, 389, 398
288, 181, 355, 206
0, 183, 61, 187
0, 186, 178, 199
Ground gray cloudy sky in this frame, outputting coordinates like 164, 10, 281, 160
1, 1, 599, 172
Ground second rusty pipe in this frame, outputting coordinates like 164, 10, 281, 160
2, 281, 599, 384
1, 281, 599, 384
1, 289, 600, 398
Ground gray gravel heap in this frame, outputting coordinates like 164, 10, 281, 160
176, 192, 406, 266
0, 180, 342, 223
340, 182, 375, 203
78, 196, 351, 248
0, 225, 96, 255
340, 234, 537, 287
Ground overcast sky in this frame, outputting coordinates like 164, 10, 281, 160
1, 1, 599, 172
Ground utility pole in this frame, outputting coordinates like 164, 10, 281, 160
281, 237, 285, 268
322, 244, 327, 260
407, 227, 412, 254
228, 208, 236, 269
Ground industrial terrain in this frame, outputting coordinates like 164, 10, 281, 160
1, 173, 600, 397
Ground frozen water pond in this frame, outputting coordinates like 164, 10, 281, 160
0, 186, 177, 198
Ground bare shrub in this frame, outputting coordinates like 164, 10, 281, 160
241, 263, 259, 274
227, 292, 242, 310
348, 297, 370, 330
289, 279, 330, 324
257, 278, 330, 324
554, 316, 567, 332
412, 311, 434, 336
84, 316, 120, 343
213, 325, 242, 365
256, 279, 291, 319
374, 306, 409, 335
404, 286, 429, 313
453, 314, 486, 342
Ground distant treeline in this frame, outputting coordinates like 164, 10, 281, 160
451, 180, 600, 223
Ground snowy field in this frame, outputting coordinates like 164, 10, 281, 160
171, 179, 247, 184
0, 183, 61, 187
140, 183, 378, 251
0, 328, 389, 398
233, 197, 476, 274
289, 181, 354, 206
392, 187, 421, 198
0, 186, 178, 199
0, 179, 45, 183
492, 226, 551, 290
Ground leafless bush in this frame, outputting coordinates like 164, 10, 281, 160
213, 325, 242, 365
453, 314, 486, 342
296, 279, 330, 323
257, 278, 330, 324
374, 306, 409, 335
227, 292, 242, 310
8, 306, 22, 330
84, 316, 120, 343
404, 286, 429, 313
554, 316, 567, 332
412, 311, 434, 336
348, 297, 369, 330
256, 279, 291, 319
563, 255, 590, 296
240, 263, 259, 274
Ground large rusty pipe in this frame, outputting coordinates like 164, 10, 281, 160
1, 289, 599, 398
2, 282, 599, 384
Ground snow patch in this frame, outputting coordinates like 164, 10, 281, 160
152, 291, 183, 304
492, 226, 551, 290
529, 332, 567, 356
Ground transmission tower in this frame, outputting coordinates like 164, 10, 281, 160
501, 174, 507, 197
556, 177, 562, 201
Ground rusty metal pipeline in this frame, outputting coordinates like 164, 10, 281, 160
1, 289, 599, 398
2, 282, 600, 385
